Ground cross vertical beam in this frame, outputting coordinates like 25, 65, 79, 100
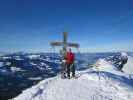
63, 32, 67, 52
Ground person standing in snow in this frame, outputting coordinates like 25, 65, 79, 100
118, 52, 128, 71
66, 48, 75, 78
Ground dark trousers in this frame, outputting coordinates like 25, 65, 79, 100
61, 62, 67, 78
67, 63, 75, 78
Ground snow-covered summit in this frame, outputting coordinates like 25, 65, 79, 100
121, 52, 128, 57
12, 56, 133, 100
12, 72, 133, 100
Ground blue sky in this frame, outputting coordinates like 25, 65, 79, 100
0, 0, 133, 52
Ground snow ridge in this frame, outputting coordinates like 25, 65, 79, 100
12, 57, 133, 100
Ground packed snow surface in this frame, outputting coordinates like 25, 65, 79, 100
12, 57, 133, 100
123, 56, 133, 74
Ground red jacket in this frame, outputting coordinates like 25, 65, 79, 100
66, 52, 75, 64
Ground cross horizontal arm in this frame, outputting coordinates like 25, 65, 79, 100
67, 43, 79, 48
50, 41, 79, 48
50, 42, 63, 46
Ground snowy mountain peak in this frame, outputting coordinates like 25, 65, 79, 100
12, 57, 133, 100
121, 52, 128, 57
12, 71, 133, 100
12, 54, 133, 100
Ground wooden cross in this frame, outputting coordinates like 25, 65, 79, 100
50, 32, 79, 53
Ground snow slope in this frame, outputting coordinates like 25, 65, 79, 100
12, 72, 133, 100
123, 56, 133, 74
12, 57, 133, 100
